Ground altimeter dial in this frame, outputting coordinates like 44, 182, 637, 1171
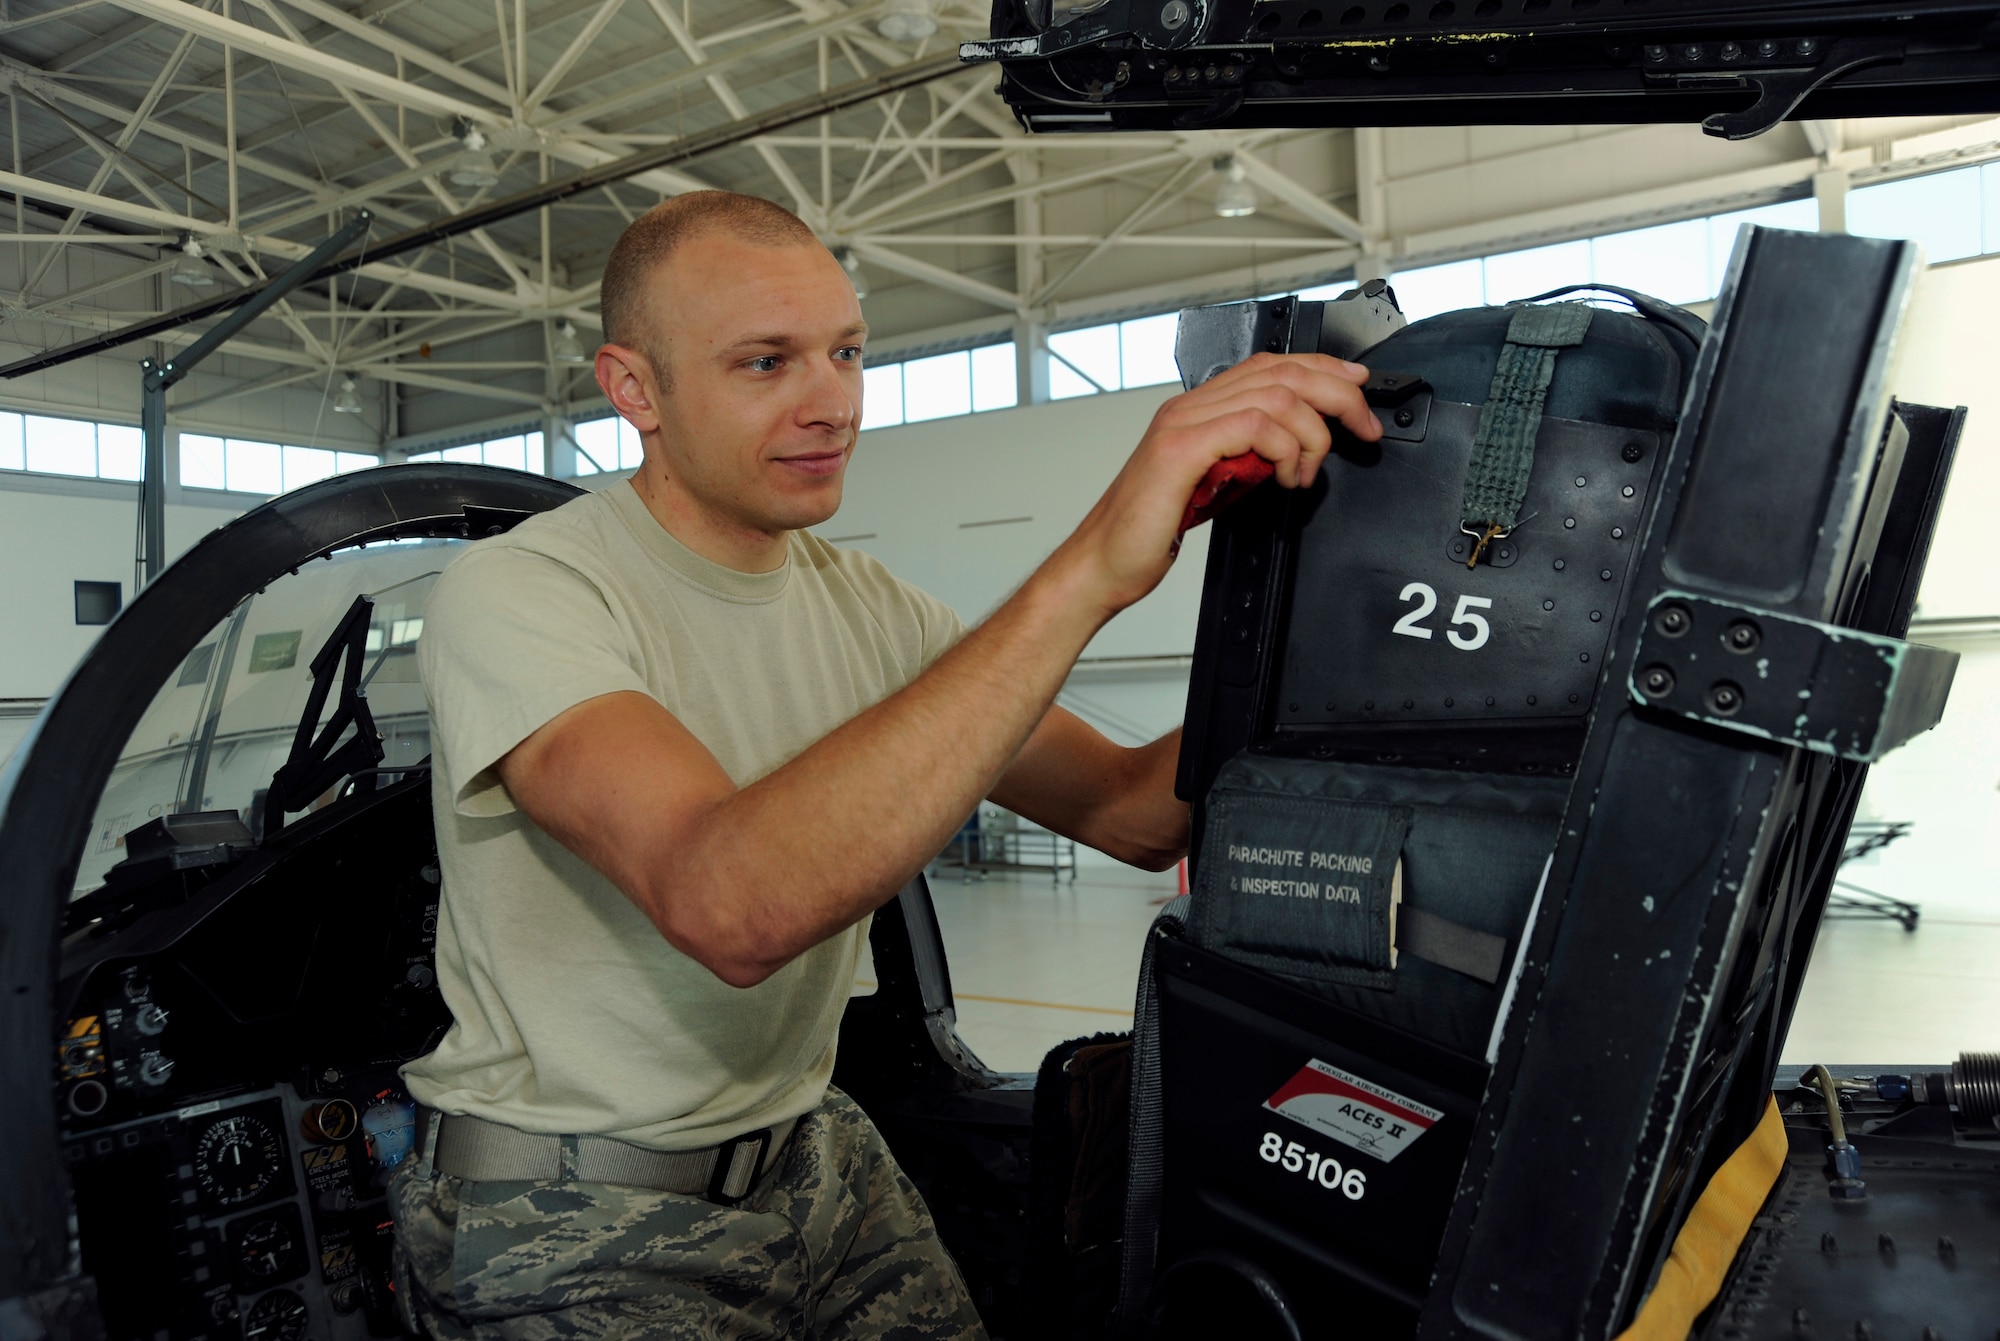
194, 1114, 283, 1207
243, 1289, 308, 1341
237, 1215, 298, 1281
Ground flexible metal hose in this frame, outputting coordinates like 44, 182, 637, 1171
1951, 1053, 2000, 1124
1809, 1064, 1848, 1145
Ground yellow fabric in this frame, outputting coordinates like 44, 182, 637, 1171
1613, 1096, 1790, 1341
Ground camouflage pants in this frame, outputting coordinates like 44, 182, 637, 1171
389, 1087, 988, 1340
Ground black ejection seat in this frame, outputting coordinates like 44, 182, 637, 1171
1118, 225, 1963, 1341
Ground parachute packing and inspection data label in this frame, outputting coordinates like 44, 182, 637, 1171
1264, 1058, 1443, 1163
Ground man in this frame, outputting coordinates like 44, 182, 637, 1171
390, 190, 1378, 1338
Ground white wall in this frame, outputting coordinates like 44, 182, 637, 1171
0, 484, 244, 700
1883, 254, 2000, 620
0, 708, 36, 775
1837, 255, 2000, 916
827, 382, 1199, 660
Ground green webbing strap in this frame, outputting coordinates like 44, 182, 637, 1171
1460, 303, 1594, 532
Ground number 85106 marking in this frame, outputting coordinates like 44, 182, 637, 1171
1391, 582, 1491, 651
1259, 1131, 1367, 1200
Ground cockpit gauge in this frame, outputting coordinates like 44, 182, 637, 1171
205, 1290, 241, 1331
242, 1288, 309, 1341
239, 1217, 294, 1279
58, 1016, 104, 1080
194, 1111, 286, 1208
360, 1092, 417, 1173
229, 1203, 308, 1290
300, 1097, 358, 1144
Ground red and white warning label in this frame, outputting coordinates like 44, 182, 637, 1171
1263, 1059, 1443, 1164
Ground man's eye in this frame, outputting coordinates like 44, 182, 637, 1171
748, 356, 782, 373
835, 346, 863, 363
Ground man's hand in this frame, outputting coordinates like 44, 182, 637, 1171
1045, 353, 1379, 619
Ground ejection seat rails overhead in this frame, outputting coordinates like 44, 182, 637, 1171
961, 0, 2000, 137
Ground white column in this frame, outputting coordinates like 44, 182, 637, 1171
1814, 167, 1850, 235
1013, 154, 1050, 406
1014, 316, 1051, 406
544, 407, 578, 478
1353, 126, 1392, 285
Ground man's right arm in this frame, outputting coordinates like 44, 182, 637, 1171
497, 353, 1380, 989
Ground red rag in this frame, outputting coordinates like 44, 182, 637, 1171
1174, 454, 1275, 552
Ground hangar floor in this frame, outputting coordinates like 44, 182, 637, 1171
868, 858, 2000, 1078
846, 864, 1171, 1073
927, 864, 1171, 1073
1782, 885, 2000, 1068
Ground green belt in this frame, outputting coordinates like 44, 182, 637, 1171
1460, 302, 1593, 555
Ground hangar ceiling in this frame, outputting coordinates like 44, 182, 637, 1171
0, 0, 1996, 441
0, 0, 1372, 425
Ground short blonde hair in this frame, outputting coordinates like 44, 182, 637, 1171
598, 191, 821, 380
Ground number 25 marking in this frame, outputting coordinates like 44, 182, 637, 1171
1393, 582, 1492, 651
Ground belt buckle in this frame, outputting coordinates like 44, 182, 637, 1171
706, 1127, 771, 1205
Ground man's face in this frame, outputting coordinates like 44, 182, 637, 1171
629, 234, 866, 536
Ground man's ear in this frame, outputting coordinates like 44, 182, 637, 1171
596, 344, 664, 433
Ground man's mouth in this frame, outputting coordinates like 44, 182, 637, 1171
774, 448, 847, 478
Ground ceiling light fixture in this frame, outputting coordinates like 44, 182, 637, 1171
877, 0, 938, 42
332, 375, 364, 414
1213, 155, 1257, 219
449, 124, 502, 189
169, 234, 215, 288
551, 320, 589, 365
837, 246, 871, 300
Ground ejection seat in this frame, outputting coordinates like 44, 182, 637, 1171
1113, 225, 1964, 1340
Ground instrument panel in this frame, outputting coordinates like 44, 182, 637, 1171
54, 778, 443, 1341
64, 1079, 416, 1341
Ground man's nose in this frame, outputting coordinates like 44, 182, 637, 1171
799, 357, 856, 431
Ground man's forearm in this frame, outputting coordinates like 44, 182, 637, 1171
640, 551, 1113, 986
990, 720, 1188, 870
1042, 729, 1188, 871
1097, 729, 1189, 869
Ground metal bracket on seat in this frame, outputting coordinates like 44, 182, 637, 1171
1628, 590, 1957, 762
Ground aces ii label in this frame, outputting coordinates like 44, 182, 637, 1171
1264, 1058, 1443, 1163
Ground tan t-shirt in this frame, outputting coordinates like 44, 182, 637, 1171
401, 480, 964, 1150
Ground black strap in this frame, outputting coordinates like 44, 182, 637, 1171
1117, 897, 1190, 1336
1522, 282, 1708, 349
1460, 303, 1593, 533
1397, 906, 1509, 985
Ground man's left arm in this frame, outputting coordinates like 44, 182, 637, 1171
988, 708, 1188, 871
